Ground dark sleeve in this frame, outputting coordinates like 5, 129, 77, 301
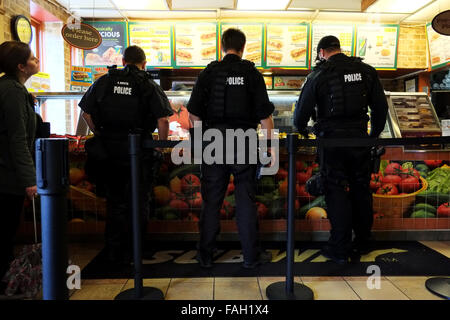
1, 87, 36, 187
148, 81, 173, 119
293, 75, 316, 133
367, 68, 389, 138
250, 71, 275, 120
186, 70, 208, 118
78, 80, 100, 114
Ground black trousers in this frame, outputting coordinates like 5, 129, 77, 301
0, 193, 24, 279
102, 160, 152, 258
198, 163, 261, 263
319, 134, 373, 256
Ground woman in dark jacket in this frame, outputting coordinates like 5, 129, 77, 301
0, 41, 40, 288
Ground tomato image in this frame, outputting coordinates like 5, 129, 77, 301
399, 176, 420, 193
370, 173, 382, 191
381, 175, 402, 186
437, 203, 450, 217
384, 162, 402, 176
376, 183, 399, 195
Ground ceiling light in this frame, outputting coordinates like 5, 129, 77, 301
237, 0, 291, 10
112, 0, 169, 10
366, 0, 434, 14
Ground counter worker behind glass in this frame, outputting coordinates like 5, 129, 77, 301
187, 28, 275, 269
79, 45, 173, 264
294, 36, 388, 264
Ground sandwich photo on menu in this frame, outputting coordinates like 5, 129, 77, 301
176, 49, 192, 61
245, 52, 260, 63
176, 37, 192, 47
290, 47, 306, 60
267, 51, 283, 64
267, 39, 283, 50
201, 46, 216, 59
200, 32, 216, 42
291, 33, 307, 43
246, 42, 261, 53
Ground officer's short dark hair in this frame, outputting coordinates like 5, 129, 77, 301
221, 28, 246, 53
317, 35, 341, 54
123, 45, 146, 64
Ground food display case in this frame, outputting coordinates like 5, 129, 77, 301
386, 92, 442, 138
21, 91, 448, 241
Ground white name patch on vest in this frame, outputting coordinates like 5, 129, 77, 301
113, 86, 132, 95
227, 77, 244, 85
344, 73, 362, 83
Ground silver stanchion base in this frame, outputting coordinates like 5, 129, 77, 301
425, 277, 450, 300
266, 281, 314, 300
114, 287, 164, 300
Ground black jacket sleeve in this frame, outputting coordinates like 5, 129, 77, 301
294, 75, 316, 134
147, 81, 173, 119
186, 70, 208, 119
249, 71, 274, 120
78, 80, 101, 115
367, 68, 389, 137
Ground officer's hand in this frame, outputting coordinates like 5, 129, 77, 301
267, 148, 277, 170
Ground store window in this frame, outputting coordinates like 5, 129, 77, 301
30, 18, 41, 66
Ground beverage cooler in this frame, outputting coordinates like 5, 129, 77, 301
20, 91, 449, 240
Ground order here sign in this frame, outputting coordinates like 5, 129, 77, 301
61, 23, 102, 50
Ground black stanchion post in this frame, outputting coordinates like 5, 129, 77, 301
36, 138, 69, 300
266, 134, 314, 300
425, 278, 450, 299
115, 134, 164, 300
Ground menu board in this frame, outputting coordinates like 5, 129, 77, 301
128, 22, 173, 67
174, 23, 218, 67
311, 24, 354, 67
265, 23, 309, 68
427, 23, 450, 69
25, 72, 51, 92
69, 66, 92, 92
355, 25, 399, 70
390, 95, 440, 131
83, 21, 127, 66
273, 76, 305, 90
220, 23, 264, 67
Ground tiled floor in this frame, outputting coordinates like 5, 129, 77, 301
63, 241, 450, 301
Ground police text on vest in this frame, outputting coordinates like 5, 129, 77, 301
113, 86, 132, 95
344, 73, 362, 82
227, 77, 244, 85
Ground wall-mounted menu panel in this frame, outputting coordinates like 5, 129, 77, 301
128, 22, 173, 67
355, 24, 399, 70
174, 23, 218, 67
311, 24, 354, 67
83, 21, 127, 67
427, 23, 450, 70
220, 23, 264, 67
265, 23, 309, 69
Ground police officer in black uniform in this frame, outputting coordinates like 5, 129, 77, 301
187, 28, 275, 269
79, 45, 173, 264
294, 36, 388, 264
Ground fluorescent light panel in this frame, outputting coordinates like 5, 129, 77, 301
112, 0, 169, 10
237, 0, 291, 10
366, 0, 434, 14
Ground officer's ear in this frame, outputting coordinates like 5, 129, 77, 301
141, 60, 147, 70
122, 58, 126, 66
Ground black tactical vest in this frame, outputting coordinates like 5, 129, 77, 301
95, 67, 150, 133
204, 59, 258, 128
317, 57, 370, 120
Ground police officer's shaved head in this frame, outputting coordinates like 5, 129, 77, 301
221, 28, 246, 53
123, 45, 146, 64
